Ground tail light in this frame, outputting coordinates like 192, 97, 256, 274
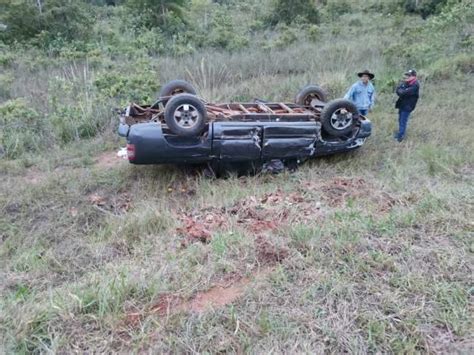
127, 143, 136, 161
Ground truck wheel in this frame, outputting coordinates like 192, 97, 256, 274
320, 99, 358, 137
295, 85, 328, 106
159, 80, 197, 97
164, 94, 207, 136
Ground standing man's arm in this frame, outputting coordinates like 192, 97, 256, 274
344, 84, 355, 101
396, 83, 417, 97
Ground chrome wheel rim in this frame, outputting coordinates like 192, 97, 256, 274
174, 104, 200, 128
330, 109, 353, 130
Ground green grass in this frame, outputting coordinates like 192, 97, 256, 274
1, 4, 473, 354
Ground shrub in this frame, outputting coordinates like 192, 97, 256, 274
0, 72, 13, 99
428, 53, 474, 80
207, 9, 249, 50
323, 0, 352, 20
49, 106, 103, 145
93, 63, 160, 104
125, 0, 187, 32
0, 99, 48, 159
383, 0, 471, 68
307, 24, 321, 41
274, 25, 298, 48
402, 0, 449, 19
0, 0, 94, 46
267, 0, 320, 26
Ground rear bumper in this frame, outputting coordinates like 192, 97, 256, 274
118, 123, 129, 138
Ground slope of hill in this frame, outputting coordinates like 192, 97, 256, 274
0, 0, 473, 352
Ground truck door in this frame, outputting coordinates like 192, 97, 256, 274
261, 122, 320, 160
212, 122, 262, 162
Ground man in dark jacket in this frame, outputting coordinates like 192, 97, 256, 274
395, 69, 420, 142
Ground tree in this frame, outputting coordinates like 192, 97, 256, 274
0, 0, 93, 45
268, 0, 320, 26
402, 0, 450, 18
125, 0, 187, 28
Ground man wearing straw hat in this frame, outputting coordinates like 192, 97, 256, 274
344, 69, 376, 116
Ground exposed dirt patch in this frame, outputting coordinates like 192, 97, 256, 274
149, 294, 183, 317
122, 266, 276, 330
23, 168, 47, 185
319, 177, 368, 206
176, 189, 324, 246
177, 213, 226, 247
187, 278, 249, 313
95, 150, 127, 169
308, 177, 399, 212
87, 191, 132, 215
248, 219, 279, 234
255, 235, 289, 265
175, 178, 400, 248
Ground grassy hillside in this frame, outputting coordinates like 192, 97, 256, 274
1, 0, 473, 353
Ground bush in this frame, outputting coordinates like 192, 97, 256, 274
0, 0, 94, 46
307, 24, 321, 41
207, 10, 249, 50
428, 53, 474, 80
49, 106, 102, 144
125, 0, 187, 33
0, 43, 15, 66
267, 0, 320, 26
93, 65, 160, 103
0, 72, 13, 99
323, 0, 352, 20
271, 25, 299, 48
0, 99, 48, 159
402, 0, 449, 19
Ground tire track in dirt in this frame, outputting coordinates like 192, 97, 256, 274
122, 236, 288, 329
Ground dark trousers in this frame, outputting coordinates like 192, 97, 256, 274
398, 110, 411, 139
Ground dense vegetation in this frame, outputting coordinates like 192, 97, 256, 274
0, 0, 473, 353
0, 0, 471, 158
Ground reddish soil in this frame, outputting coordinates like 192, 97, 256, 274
87, 191, 132, 215
319, 177, 368, 206
95, 151, 126, 168
177, 213, 226, 247
149, 294, 183, 316
123, 264, 279, 329
175, 177, 399, 248
175, 188, 324, 246
311, 177, 399, 212
255, 235, 289, 265
23, 168, 47, 185
188, 279, 249, 313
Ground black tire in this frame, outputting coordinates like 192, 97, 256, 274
295, 85, 328, 106
159, 80, 197, 98
320, 99, 358, 137
164, 94, 207, 137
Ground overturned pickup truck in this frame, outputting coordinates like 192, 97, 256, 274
118, 80, 371, 170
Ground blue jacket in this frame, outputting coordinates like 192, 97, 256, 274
395, 80, 420, 112
344, 81, 375, 110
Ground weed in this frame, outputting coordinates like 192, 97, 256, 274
1, 1, 473, 353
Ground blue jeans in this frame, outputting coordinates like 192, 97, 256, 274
398, 110, 411, 140
358, 109, 368, 116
